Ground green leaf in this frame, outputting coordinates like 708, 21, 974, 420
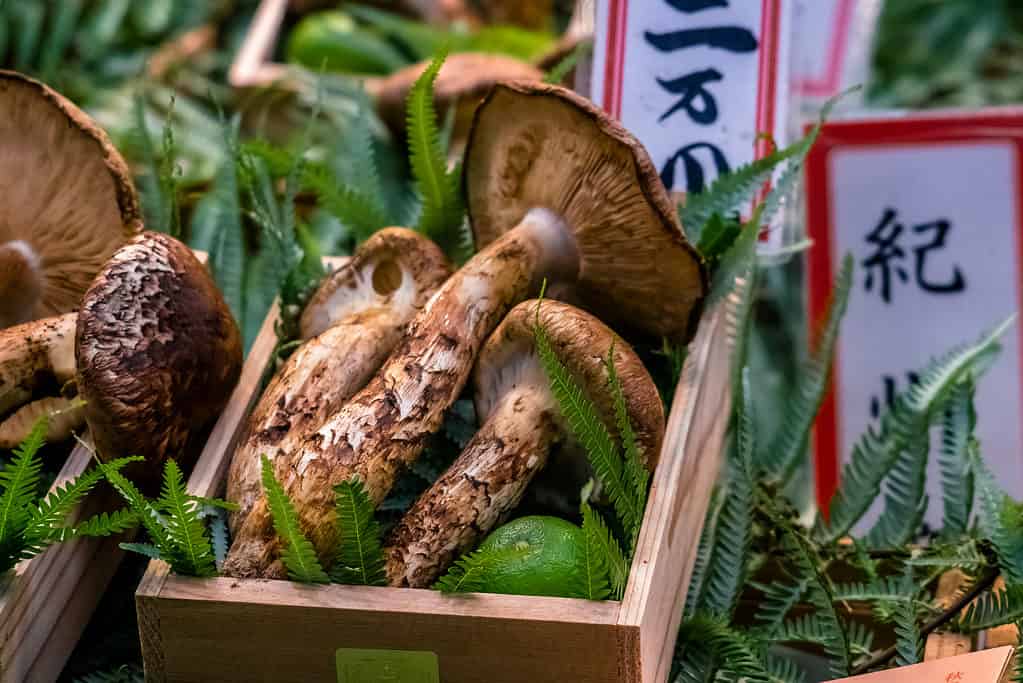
406, 48, 467, 261
864, 436, 929, 549
331, 478, 386, 586
579, 503, 622, 600
762, 255, 852, 485
38, 0, 83, 81
604, 342, 650, 551
544, 39, 591, 84
433, 545, 531, 594
938, 381, 976, 537
69, 508, 140, 539
0, 415, 46, 562
120, 542, 164, 561
261, 455, 328, 584
684, 492, 718, 620
99, 459, 172, 554
893, 568, 922, 666
305, 164, 389, 245
816, 316, 1013, 543
751, 578, 808, 636
203, 118, 245, 326
973, 455, 1023, 585
676, 614, 772, 683
535, 310, 642, 540
959, 583, 1023, 631
157, 460, 216, 577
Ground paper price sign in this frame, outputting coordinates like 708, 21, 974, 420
805, 110, 1023, 518
591, 0, 794, 203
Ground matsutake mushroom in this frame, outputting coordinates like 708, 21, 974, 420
225, 228, 450, 535
0, 313, 82, 447
225, 81, 704, 578
385, 299, 664, 587
76, 232, 242, 478
0, 71, 141, 329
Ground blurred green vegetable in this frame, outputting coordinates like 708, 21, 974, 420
286, 10, 409, 75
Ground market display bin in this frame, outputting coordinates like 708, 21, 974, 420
135, 256, 737, 683
0, 250, 210, 683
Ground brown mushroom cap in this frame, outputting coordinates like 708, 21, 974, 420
374, 53, 544, 141
475, 298, 664, 469
75, 232, 242, 471
0, 71, 142, 328
464, 81, 707, 343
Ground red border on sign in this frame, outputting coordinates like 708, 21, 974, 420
602, 0, 783, 143
805, 108, 1023, 514
798, 0, 855, 97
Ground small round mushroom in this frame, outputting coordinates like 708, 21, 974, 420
0, 71, 142, 329
75, 232, 243, 476
226, 81, 704, 577
385, 299, 663, 587
225, 228, 450, 537
372, 53, 543, 152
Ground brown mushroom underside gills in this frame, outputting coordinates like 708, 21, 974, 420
0, 71, 141, 329
385, 299, 664, 588
223, 81, 704, 578
75, 232, 242, 476
225, 228, 451, 535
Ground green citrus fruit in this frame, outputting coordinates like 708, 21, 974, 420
477, 516, 585, 597
286, 11, 407, 75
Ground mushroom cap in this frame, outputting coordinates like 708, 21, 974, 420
463, 81, 707, 344
75, 232, 242, 470
300, 227, 452, 339
474, 298, 664, 470
0, 71, 142, 326
374, 53, 543, 140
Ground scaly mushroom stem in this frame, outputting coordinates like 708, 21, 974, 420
0, 241, 43, 328
0, 396, 85, 449
0, 313, 77, 415
222, 209, 577, 578
385, 387, 560, 587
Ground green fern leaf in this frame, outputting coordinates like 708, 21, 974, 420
938, 381, 976, 537
433, 545, 531, 594
604, 342, 650, 551
773, 614, 841, 648
765, 653, 806, 683
157, 460, 216, 577
697, 370, 754, 618
684, 492, 719, 620
708, 218, 758, 308
0, 415, 47, 563
261, 455, 328, 584
672, 644, 717, 683
331, 478, 386, 586
959, 584, 1023, 631
406, 48, 466, 260
205, 118, 245, 326
305, 164, 389, 245
535, 314, 642, 539
816, 316, 1013, 543
544, 40, 591, 84
100, 460, 172, 553
68, 508, 140, 540
207, 506, 229, 571
971, 448, 1023, 584
751, 578, 808, 635
845, 620, 876, 662
893, 569, 922, 666
763, 255, 852, 485
1012, 620, 1023, 683
120, 542, 164, 563
864, 439, 929, 549
580, 503, 622, 600
676, 614, 772, 683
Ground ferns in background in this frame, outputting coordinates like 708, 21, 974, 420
0, 417, 139, 573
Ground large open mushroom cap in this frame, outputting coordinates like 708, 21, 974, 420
475, 298, 664, 469
374, 53, 543, 140
76, 232, 242, 472
0, 71, 142, 328
464, 81, 707, 343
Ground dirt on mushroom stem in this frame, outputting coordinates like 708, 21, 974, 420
222, 209, 579, 578
384, 385, 561, 588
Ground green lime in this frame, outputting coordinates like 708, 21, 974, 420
285, 11, 408, 75
477, 516, 585, 597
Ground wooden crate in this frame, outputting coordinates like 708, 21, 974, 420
0, 251, 212, 682
135, 263, 738, 682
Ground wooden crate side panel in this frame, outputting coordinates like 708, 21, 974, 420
619, 290, 735, 683
141, 577, 627, 683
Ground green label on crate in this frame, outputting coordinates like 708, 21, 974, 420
336, 648, 439, 683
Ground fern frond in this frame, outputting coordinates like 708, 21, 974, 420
406, 48, 466, 260
751, 578, 808, 635
604, 342, 650, 551
544, 40, 591, 84
697, 371, 754, 618
763, 255, 852, 485
331, 478, 386, 586
773, 614, 840, 647
893, 569, 922, 666
207, 506, 229, 571
580, 503, 621, 600
0, 415, 47, 555
972, 451, 1023, 584
433, 545, 531, 594
69, 508, 140, 539
845, 619, 876, 661
305, 164, 389, 245
261, 455, 328, 584
865, 436, 929, 549
831, 576, 907, 604
677, 614, 772, 683
959, 583, 1023, 631
535, 316, 642, 539
816, 316, 1013, 543
938, 381, 976, 537
765, 653, 805, 683
908, 541, 987, 573
119, 542, 164, 561
672, 643, 717, 683
157, 460, 216, 577
684, 491, 719, 620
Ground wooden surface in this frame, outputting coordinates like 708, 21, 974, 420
138, 266, 732, 683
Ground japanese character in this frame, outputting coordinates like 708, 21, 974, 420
862, 208, 908, 304
912, 220, 965, 294
666, 0, 729, 12
869, 371, 920, 420
661, 142, 730, 193
645, 26, 758, 53
656, 69, 722, 123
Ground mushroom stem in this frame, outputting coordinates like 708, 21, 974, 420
0, 396, 86, 449
0, 313, 77, 415
222, 209, 578, 577
0, 241, 43, 328
384, 387, 560, 588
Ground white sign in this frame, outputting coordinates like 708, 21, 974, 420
805, 110, 1023, 523
591, 0, 795, 198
